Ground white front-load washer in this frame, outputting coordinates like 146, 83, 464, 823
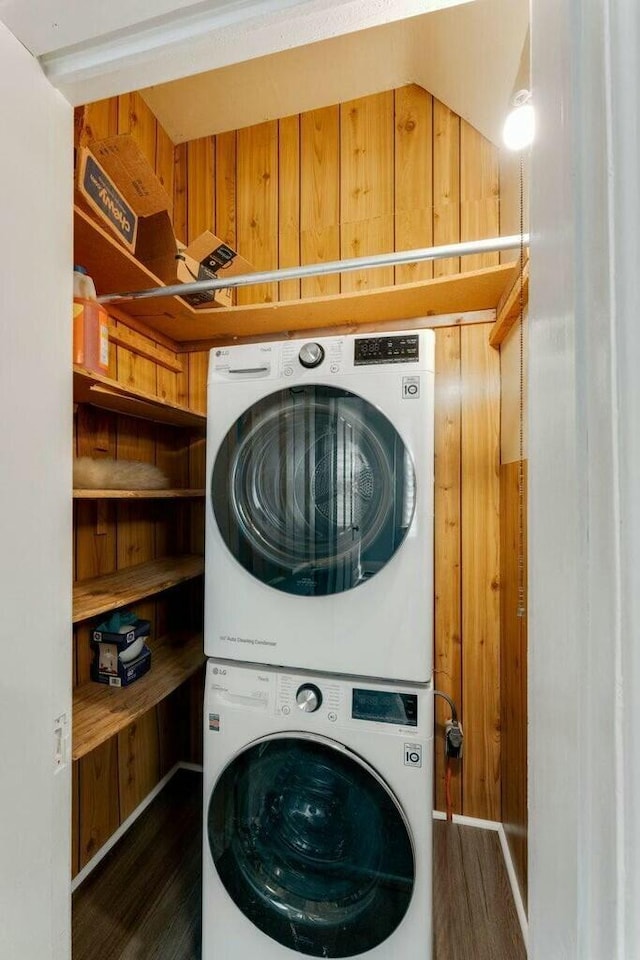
205, 330, 434, 681
202, 658, 433, 960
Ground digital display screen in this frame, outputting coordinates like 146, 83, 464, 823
354, 335, 419, 365
352, 689, 418, 726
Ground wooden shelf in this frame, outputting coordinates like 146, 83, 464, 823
73, 489, 205, 499
73, 365, 206, 430
72, 630, 205, 760
75, 204, 515, 344
73, 555, 204, 623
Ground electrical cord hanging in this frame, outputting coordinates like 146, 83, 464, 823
434, 689, 463, 823
445, 759, 454, 822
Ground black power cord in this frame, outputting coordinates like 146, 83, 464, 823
434, 689, 463, 759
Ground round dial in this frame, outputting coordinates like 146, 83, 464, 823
298, 342, 325, 369
295, 683, 323, 713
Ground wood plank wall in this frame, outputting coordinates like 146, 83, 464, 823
434, 325, 501, 819
76, 87, 503, 826
171, 85, 500, 304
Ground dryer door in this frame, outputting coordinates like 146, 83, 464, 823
211, 384, 416, 596
207, 733, 414, 959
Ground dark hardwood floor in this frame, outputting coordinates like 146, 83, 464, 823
73, 769, 526, 960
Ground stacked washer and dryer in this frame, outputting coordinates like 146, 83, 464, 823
203, 330, 435, 960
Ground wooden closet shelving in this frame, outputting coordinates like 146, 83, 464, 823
73, 365, 206, 430
73, 489, 205, 499
73, 630, 205, 760
73, 555, 204, 623
74, 204, 517, 344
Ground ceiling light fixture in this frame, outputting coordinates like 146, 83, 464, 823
503, 89, 534, 151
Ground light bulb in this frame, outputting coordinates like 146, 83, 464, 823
503, 90, 534, 151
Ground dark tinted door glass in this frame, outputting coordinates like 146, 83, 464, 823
208, 736, 414, 958
211, 385, 415, 596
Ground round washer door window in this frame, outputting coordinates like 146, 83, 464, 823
207, 735, 414, 958
211, 385, 416, 596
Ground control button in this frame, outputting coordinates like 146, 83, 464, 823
298, 342, 325, 369
284, 366, 294, 377
406, 383, 418, 395
328, 711, 337, 722
295, 683, 323, 713
281, 705, 291, 716
330, 363, 340, 373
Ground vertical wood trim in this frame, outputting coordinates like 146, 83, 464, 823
460, 120, 500, 272
236, 121, 279, 305
461, 323, 501, 820
278, 115, 301, 301
340, 92, 394, 292
188, 352, 208, 555
72, 761, 80, 877
434, 327, 462, 813
433, 99, 461, 277
187, 137, 215, 243
215, 131, 237, 248
173, 143, 188, 244
394, 84, 434, 284
300, 105, 341, 298
500, 460, 528, 905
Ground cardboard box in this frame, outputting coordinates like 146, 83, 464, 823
76, 135, 178, 283
176, 232, 255, 309
76, 135, 255, 307
92, 616, 151, 648
91, 642, 152, 688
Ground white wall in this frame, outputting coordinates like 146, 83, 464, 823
0, 21, 72, 960
529, 0, 640, 956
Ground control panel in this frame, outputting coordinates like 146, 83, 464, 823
209, 330, 432, 385
208, 663, 427, 733
354, 334, 419, 366
351, 688, 418, 726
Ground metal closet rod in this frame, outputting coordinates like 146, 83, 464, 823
97, 234, 530, 305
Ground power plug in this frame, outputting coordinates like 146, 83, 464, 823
444, 719, 463, 759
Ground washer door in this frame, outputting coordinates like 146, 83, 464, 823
211, 384, 416, 596
207, 734, 414, 958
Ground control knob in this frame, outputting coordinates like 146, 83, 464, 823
298, 342, 325, 369
295, 683, 323, 713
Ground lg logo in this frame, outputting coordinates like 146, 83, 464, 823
404, 743, 423, 768
402, 376, 420, 399
212, 667, 227, 676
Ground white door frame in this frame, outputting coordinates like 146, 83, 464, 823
0, 20, 73, 960
529, 0, 640, 956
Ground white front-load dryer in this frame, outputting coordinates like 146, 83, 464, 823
202, 658, 433, 960
205, 330, 434, 682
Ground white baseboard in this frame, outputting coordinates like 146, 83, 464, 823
71, 762, 200, 892
433, 810, 528, 950
177, 761, 203, 773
